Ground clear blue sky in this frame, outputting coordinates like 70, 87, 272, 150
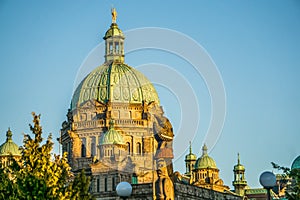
0, 0, 299, 188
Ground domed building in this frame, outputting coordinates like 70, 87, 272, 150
291, 155, 300, 170
0, 128, 21, 167
59, 9, 245, 200
60, 8, 175, 199
184, 144, 230, 192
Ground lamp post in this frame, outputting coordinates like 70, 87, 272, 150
116, 181, 132, 200
259, 171, 276, 200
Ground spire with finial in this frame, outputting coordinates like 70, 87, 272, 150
202, 144, 208, 155
109, 119, 115, 129
103, 8, 125, 63
233, 152, 247, 196
185, 141, 196, 161
233, 152, 245, 172
185, 141, 197, 176
6, 127, 12, 141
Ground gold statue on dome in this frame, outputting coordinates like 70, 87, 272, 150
111, 8, 117, 23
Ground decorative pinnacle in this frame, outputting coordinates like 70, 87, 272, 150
189, 141, 192, 154
111, 8, 117, 23
202, 144, 208, 155
109, 119, 115, 129
6, 127, 12, 141
238, 153, 240, 165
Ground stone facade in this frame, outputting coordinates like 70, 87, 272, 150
60, 99, 174, 196
60, 9, 175, 200
174, 183, 242, 200
60, 9, 245, 200
109, 183, 242, 200
182, 144, 230, 193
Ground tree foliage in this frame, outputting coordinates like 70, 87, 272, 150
272, 162, 300, 200
0, 112, 94, 200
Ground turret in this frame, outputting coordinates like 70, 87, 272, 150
0, 128, 21, 167
99, 120, 126, 160
103, 8, 125, 63
233, 153, 247, 196
184, 141, 196, 177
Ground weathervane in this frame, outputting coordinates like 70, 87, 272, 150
111, 8, 117, 23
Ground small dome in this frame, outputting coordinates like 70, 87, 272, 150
103, 23, 124, 40
291, 155, 300, 170
234, 153, 245, 171
186, 153, 197, 161
100, 120, 125, 145
0, 128, 21, 156
234, 164, 245, 171
185, 142, 197, 161
71, 62, 160, 109
195, 144, 217, 169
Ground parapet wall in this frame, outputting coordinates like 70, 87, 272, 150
125, 182, 243, 200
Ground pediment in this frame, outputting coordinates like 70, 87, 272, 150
90, 156, 136, 174
91, 160, 113, 173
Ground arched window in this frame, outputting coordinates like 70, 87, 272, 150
67, 142, 71, 161
136, 142, 141, 155
97, 177, 100, 192
112, 177, 115, 191
109, 42, 113, 54
115, 42, 119, 53
81, 138, 86, 157
91, 136, 96, 156
104, 177, 108, 192
126, 142, 131, 155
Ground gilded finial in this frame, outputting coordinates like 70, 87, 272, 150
109, 119, 115, 129
111, 8, 117, 23
237, 153, 240, 164
202, 144, 208, 155
6, 127, 12, 141
189, 141, 192, 154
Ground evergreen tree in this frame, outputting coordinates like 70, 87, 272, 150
0, 158, 19, 200
0, 112, 94, 200
70, 170, 94, 200
272, 162, 300, 200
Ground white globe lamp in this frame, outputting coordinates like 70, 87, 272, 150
259, 171, 276, 200
116, 182, 132, 199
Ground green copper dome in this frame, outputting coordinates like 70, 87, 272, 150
0, 128, 21, 156
71, 12, 159, 109
71, 62, 160, 109
291, 155, 300, 170
195, 144, 217, 169
100, 121, 125, 145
